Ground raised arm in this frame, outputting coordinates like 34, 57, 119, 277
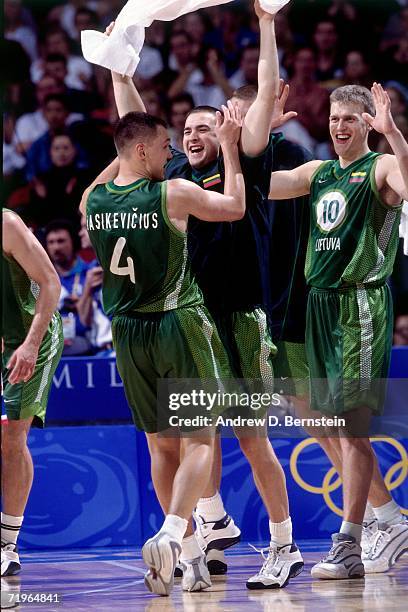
167, 102, 245, 224
103, 22, 146, 116
365, 83, 408, 204
269, 160, 323, 199
240, 0, 280, 156
3, 212, 61, 384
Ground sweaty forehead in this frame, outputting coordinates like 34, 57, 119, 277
184, 111, 216, 130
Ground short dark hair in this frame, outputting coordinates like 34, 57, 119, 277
113, 112, 167, 156
232, 84, 258, 101
45, 53, 67, 66
330, 85, 375, 115
45, 219, 79, 252
186, 105, 218, 120
43, 93, 69, 109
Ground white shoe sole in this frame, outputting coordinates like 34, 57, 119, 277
311, 565, 364, 580
142, 538, 181, 596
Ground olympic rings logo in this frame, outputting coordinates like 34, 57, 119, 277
290, 437, 408, 517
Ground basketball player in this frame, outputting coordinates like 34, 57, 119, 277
1, 210, 64, 577
269, 83, 408, 579
81, 106, 246, 596
106, 2, 304, 589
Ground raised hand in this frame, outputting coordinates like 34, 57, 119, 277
362, 82, 396, 136
270, 79, 298, 130
215, 100, 243, 147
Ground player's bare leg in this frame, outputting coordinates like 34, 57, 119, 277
1, 417, 33, 576
143, 431, 214, 595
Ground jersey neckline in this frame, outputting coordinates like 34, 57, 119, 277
106, 178, 148, 193
333, 151, 377, 179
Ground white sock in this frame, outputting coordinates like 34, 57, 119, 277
340, 521, 362, 543
196, 491, 225, 522
372, 499, 402, 526
363, 502, 376, 523
160, 514, 188, 544
1, 513, 23, 546
180, 534, 203, 561
269, 517, 292, 547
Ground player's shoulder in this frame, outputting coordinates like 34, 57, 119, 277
2, 209, 23, 231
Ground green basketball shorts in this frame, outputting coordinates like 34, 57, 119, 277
112, 306, 234, 433
306, 284, 393, 415
2, 314, 64, 427
273, 340, 309, 398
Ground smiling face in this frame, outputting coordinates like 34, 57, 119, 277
329, 101, 370, 160
183, 111, 219, 169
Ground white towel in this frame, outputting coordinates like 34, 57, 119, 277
81, 0, 291, 76
400, 201, 408, 256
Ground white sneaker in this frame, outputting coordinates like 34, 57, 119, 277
194, 511, 241, 552
206, 549, 227, 575
361, 519, 379, 559
363, 521, 408, 573
311, 533, 364, 580
1, 544, 21, 577
142, 531, 182, 596
246, 542, 304, 589
180, 553, 212, 592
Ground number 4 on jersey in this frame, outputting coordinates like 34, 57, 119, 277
110, 237, 136, 284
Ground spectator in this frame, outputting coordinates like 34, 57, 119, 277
78, 216, 113, 356
386, 82, 408, 119
31, 26, 93, 90
229, 44, 260, 90
380, 6, 408, 52
45, 220, 93, 356
312, 19, 343, 84
4, 0, 38, 62
47, 0, 99, 41
168, 45, 232, 106
42, 52, 102, 114
25, 93, 87, 181
157, 30, 198, 95
168, 92, 195, 151
339, 50, 372, 89
206, 6, 258, 76
286, 47, 330, 143
379, 31, 408, 86
23, 132, 92, 230
12, 76, 83, 155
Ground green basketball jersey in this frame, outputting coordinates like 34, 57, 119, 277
305, 152, 402, 289
86, 179, 203, 315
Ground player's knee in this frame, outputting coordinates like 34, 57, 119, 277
2, 425, 29, 456
238, 435, 274, 461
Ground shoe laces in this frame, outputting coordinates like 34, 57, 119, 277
320, 540, 349, 563
368, 528, 390, 558
249, 544, 278, 575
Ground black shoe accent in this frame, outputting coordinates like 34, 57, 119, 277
289, 561, 304, 578
205, 534, 241, 552
207, 559, 228, 575
2, 561, 21, 577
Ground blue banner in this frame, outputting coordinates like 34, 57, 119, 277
19, 425, 407, 549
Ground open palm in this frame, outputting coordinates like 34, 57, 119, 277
362, 82, 395, 136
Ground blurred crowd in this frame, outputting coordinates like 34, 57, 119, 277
3, 0, 408, 352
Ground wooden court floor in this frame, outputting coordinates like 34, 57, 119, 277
2, 542, 407, 611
